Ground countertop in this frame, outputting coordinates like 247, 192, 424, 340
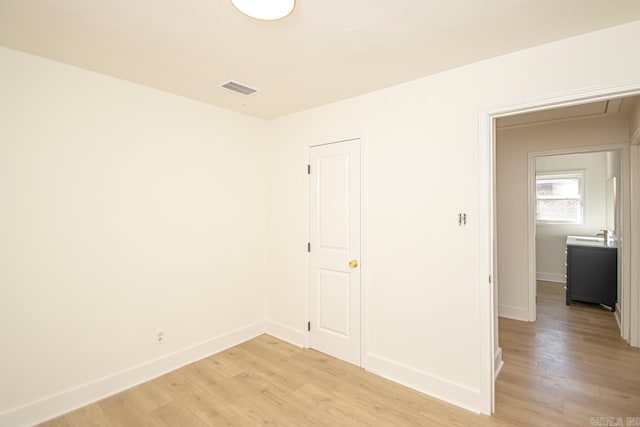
566, 235, 617, 248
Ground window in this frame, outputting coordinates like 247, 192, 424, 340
536, 172, 584, 224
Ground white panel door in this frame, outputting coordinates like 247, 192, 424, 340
309, 139, 361, 366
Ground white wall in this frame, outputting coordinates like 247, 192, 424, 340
535, 151, 609, 282
496, 117, 628, 320
632, 98, 640, 143
0, 47, 269, 425
630, 100, 640, 340
631, 144, 640, 347
608, 150, 622, 187
630, 97, 640, 346
606, 150, 623, 314
267, 21, 640, 412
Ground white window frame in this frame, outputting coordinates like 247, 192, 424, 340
535, 170, 585, 225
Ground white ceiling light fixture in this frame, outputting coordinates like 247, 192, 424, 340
230, 0, 295, 21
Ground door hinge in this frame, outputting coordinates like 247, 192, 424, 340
307, 164, 311, 174
489, 275, 492, 284
307, 242, 311, 252
307, 321, 311, 332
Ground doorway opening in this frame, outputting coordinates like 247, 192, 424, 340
484, 90, 640, 415
532, 149, 623, 322
495, 97, 635, 329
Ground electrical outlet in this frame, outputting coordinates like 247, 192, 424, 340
156, 330, 165, 345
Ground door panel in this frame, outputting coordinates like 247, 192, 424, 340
318, 268, 351, 337
318, 153, 351, 251
309, 139, 361, 366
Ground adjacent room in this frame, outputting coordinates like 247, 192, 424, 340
2, 1, 640, 426
496, 97, 640, 422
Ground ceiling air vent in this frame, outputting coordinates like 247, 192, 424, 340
220, 80, 259, 95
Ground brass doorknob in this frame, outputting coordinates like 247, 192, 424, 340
349, 260, 359, 269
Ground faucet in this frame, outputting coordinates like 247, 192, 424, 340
597, 229, 610, 245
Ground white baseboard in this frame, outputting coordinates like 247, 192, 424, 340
615, 303, 621, 332
366, 353, 483, 414
536, 272, 565, 283
494, 347, 504, 380
498, 304, 529, 321
0, 321, 266, 427
265, 320, 304, 347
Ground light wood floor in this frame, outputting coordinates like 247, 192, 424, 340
494, 281, 640, 426
40, 282, 640, 426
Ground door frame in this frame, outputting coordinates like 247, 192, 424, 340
478, 78, 640, 414
527, 144, 630, 327
303, 137, 367, 368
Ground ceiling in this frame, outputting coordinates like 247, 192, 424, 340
496, 96, 640, 128
2, 1, 640, 119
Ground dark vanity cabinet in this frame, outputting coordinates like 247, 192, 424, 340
565, 237, 617, 311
